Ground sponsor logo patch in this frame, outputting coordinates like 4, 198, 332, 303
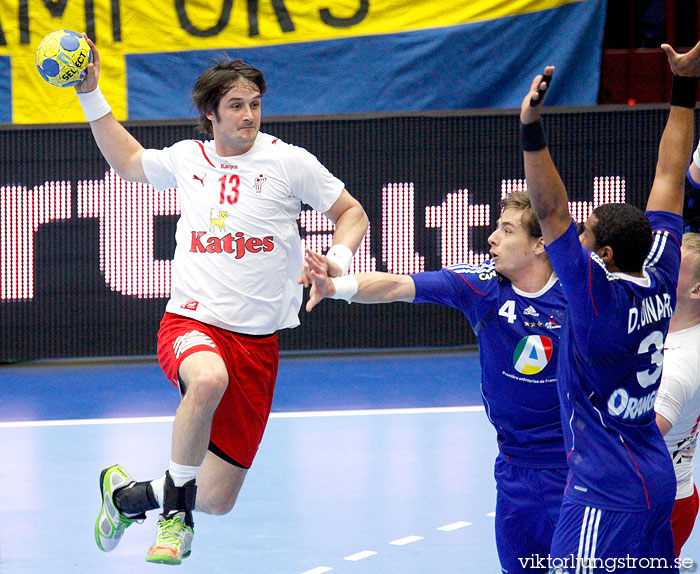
173, 330, 216, 358
512, 335, 553, 375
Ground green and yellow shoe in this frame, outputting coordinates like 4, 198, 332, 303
94, 464, 142, 552
145, 511, 194, 565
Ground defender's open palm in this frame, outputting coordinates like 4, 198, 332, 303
304, 250, 335, 311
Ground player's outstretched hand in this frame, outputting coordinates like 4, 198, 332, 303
298, 250, 342, 287
520, 66, 555, 125
303, 250, 336, 312
299, 248, 325, 287
662, 40, 700, 77
75, 34, 100, 94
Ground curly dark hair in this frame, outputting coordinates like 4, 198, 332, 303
590, 203, 652, 272
192, 58, 267, 137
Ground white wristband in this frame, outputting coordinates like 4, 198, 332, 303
694, 140, 700, 170
325, 244, 354, 275
330, 276, 358, 301
76, 86, 112, 122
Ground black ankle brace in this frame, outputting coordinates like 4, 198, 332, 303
113, 480, 159, 517
163, 471, 197, 527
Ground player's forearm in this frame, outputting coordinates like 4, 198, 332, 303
523, 148, 571, 243
349, 272, 415, 304
330, 203, 368, 253
88, 114, 149, 183
646, 105, 694, 214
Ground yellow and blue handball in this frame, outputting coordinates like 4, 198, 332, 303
35, 30, 92, 88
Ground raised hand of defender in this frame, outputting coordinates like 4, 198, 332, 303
662, 40, 700, 77
298, 250, 342, 287
75, 34, 100, 93
520, 66, 555, 125
303, 250, 336, 312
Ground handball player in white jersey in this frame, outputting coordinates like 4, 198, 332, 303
521, 41, 700, 572
75, 37, 368, 565
655, 231, 700, 558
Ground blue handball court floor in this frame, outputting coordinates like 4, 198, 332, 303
2, 349, 700, 574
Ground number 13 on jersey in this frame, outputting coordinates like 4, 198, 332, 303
219, 174, 240, 204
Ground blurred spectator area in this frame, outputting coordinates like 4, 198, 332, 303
599, 0, 700, 103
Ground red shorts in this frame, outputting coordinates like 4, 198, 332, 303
670, 484, 699, 557
157, 312, 279, 469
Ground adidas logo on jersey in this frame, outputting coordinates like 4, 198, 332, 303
523, 306, 539, 317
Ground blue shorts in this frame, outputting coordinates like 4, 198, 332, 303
494, 456, 568, 574
549, 498, 675, 573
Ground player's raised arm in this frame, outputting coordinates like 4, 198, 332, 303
519, 66, 572, 246
646, 41, 700, 215
75, 35, 148, 184
303, 250, 414, 312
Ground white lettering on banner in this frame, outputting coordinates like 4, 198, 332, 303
299, 209, 377, 274
382, 183, 425, 274
0, 182, 71, 300
77, 169, 179, 298
500, 176, 626, 223
425, 188, 489, 267
0, 174, 627, 300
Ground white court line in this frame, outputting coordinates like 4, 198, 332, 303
437, 521, 472, 531
272, 406, 484, 418
390, 535, 424, 546
344, 550, 377, 561
0, 406, 485, 429
0, 415, 175, 428
486, 512, 496, 517
299, 568, 333, 574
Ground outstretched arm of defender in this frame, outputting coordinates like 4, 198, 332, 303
304, 250, 415, 311
520, 66, 572, 246
75, 35, 148, 184
646, 41, 700, 215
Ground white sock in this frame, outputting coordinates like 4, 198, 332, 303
150, 477, 164, 507
169, 460, 199, 487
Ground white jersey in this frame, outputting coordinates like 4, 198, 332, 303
142, 133, 344, 334
655, 323, 700, 499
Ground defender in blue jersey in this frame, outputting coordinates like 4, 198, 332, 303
520, 42, 700, 572
303, 191, 568, 573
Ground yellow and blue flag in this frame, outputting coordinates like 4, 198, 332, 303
0, 0, 606, 124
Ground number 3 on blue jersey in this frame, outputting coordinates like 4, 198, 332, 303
499, 300, 517, 324
637, 330, 664, 388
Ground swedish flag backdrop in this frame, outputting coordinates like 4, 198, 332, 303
0, 0, 606, 124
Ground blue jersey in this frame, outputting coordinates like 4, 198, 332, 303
412, 263, 568, 467
545, 211, 682, 511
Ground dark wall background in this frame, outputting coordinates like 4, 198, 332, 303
0, 107, 675, 361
